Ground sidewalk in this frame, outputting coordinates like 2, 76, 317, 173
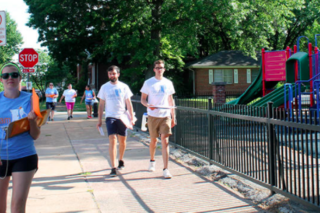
7, 114, 264, 213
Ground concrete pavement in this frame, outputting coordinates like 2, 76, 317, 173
6, 112, 264, 212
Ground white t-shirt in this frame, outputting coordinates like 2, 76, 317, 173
97, 81, 133, 119
63, 89, 77, 102
140, 77, 175, 118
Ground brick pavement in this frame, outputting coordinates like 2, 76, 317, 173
6, 116, 264, 213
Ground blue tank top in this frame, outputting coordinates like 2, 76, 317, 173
0, 91, 37, 160
85, 90, 94, 102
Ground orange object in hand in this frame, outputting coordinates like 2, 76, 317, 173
32, 88, 43, 118
49, 94, 55, 98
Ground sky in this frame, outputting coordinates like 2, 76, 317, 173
1, 0, 46, 60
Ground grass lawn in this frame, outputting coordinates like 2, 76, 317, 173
40, 97, 88, 111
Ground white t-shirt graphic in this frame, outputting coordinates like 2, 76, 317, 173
140, 77, 175, 117
63, 89, 77, 102
97, 81, 133, 119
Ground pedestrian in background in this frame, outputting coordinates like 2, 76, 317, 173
45, 82, 59, 121
80, 85, 96, 119
96, 65, 135, 177
59, 83, 77, 120
0, 62, 41, 213
140, 60, 176, 179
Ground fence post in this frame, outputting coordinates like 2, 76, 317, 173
267, 102, 276, 194
208, 98, 213, 161
174, 96, 180, 147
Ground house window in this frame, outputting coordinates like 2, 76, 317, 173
214, 69, 233, 84
234, 69, 238, 84
208, 69, 213, 84
247, 69, 251, 83
252, 69, 259, 82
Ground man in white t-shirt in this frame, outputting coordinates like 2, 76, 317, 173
96, 65, 135, 177
140, 60, 176, 179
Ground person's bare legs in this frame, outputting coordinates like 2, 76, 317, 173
86, 105, 90, 117
108, 134, 117, 168
118, 135, 127, 161
161, 134, 170, 169
51, 110, 55, 119
67, 109, 71, 117
11, 170, 35, 213
149, 138, 158, 161
0, 176, 10, 213
89, 105, 92, 117
71, 108, 74, 117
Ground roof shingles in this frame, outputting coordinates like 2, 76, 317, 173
188, 50, 260, 67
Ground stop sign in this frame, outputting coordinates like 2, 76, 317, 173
19, 48, 39, 67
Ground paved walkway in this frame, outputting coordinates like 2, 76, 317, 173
6, 112, 263, 212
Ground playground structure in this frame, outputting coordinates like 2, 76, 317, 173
227, 34, 320, 118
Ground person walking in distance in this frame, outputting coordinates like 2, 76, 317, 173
59, 84, 77, 120
80, 85, 96, 119
0, 62, 41, 213
96, 66, 135, 177
45, 82, 59, 121
140, 60, 176, 179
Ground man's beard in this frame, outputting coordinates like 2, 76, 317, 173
110, 78, 117, 82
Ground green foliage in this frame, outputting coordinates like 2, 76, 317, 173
24, 0, 320, 96
45, 62, 74, 93
274, 82, 285, 89
305, 20, 320, 48
27, 49, 51, 93
0, 12, 23, 65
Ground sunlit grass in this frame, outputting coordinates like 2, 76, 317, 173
40, 97, 87, 111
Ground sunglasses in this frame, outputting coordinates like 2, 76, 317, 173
1, 72, 20, 79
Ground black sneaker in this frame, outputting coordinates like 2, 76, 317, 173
67, 116, 70, 120
110, 168, 117, 177
70, 115, 73, 118
118, 160, 125, 170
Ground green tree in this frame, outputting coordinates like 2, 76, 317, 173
24, 0, 320, 95
28, 49, 51, 93
0, 12, 23, 65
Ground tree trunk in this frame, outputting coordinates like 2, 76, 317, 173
145, 0, 163, 79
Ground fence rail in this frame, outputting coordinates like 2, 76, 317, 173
132, 99, 320, 210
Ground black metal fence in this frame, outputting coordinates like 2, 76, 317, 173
132, 99, 320, 210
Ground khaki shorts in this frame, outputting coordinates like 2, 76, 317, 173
147, 115, 172, 138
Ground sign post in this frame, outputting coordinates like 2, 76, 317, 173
0, 11, 6, 46
19, 48, 39, 91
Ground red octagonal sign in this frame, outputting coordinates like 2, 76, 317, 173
19, 48, 39, 68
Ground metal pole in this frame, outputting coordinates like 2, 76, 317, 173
208, 98, 213, 161
267, 102, 276, 194
27, 73, 30, 92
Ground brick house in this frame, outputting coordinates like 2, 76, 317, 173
187, 50, 261, 95
76, 62, 116, 91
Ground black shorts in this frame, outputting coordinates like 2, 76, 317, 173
0, 154, 38, 177
46, 102, 56, 111
106, 117, 127, 136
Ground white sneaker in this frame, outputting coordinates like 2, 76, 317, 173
163, 169, 172, 179
148, 161, 156, 172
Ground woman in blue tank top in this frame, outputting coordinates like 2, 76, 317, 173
0, 62, 41, 212
80, 85, 96, 119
